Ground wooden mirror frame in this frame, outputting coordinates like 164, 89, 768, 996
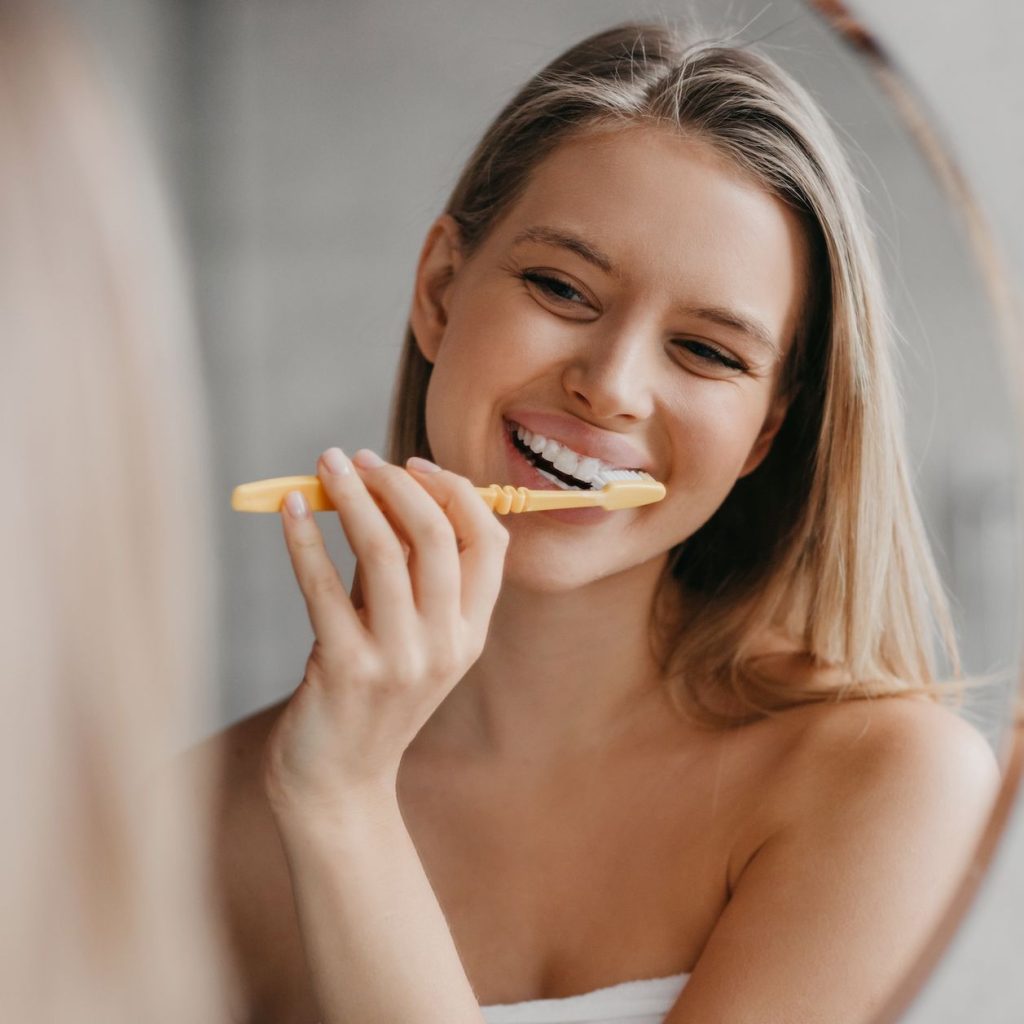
803, 3, 1024, 1020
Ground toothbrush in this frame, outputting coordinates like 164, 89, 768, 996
231, 468, 665, 514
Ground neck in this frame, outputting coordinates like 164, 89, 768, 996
410, 554, 688, 768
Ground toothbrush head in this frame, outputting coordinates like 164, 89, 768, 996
594, 470, 666, 510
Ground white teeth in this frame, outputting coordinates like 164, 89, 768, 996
552, 448, 577, 474
512, 421, 622, 484
540, 439, 560, 463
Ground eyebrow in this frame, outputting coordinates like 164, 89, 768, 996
513, 226, 617, 275
511, 224, 781, 359
684, 305, 781, 360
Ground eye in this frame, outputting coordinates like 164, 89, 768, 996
519, 270, 592, 308
673, 339, 747, 377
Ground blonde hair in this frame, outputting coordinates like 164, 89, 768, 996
386, 21, 964, 727
0, 2, 232, 1018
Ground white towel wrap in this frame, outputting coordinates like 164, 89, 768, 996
480, 972, 689, 1024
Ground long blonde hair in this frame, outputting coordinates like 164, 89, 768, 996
0, 2, 232, 1018
386, 21, 962, 727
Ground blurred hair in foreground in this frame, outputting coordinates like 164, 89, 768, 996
0, 1, 233, 1018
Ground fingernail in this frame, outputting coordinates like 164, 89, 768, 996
353, 448, 385, 469
322, 447, 351, 475
407, 456, 441, 473
285, 491, 308, 518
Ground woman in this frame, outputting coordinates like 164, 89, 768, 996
207, 22, 1000, 1023
0, 1, 233, 1020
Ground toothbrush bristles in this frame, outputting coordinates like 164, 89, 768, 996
592, 467, 649, 489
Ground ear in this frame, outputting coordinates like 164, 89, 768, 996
739, 392, 789, 478
408, 214, 465, 365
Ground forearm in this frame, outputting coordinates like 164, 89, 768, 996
272, 790, 486, 1024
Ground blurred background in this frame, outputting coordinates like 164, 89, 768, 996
59, 1, 1024, 1020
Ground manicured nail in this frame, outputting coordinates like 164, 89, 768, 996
322, 447, 351, 475
353, 448, 385, 469
407, 456, 441, 473
285, 491, 308, 518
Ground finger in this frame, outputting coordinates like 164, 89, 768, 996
350, 537, 410, 615
347, 451, 462, 624
316, 447, 416, 643
404, 458, 509, 635
279, 489, 368, 651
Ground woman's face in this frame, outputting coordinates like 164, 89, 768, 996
411, 125, 809, 594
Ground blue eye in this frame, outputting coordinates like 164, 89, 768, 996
520, 271, 588, 305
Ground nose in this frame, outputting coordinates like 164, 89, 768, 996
560, 319, 658, 422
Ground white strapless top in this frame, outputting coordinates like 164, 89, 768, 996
480, 972, 689, 1024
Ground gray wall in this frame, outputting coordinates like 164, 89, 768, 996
176, 0, 1021, 736
64, 0, 1024, 1019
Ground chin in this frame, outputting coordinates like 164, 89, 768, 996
500, 546, 625, 595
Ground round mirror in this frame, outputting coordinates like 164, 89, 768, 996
798, 4, 1024, 1020
70, 0, 1023, 1019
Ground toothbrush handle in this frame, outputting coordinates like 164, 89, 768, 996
231, 475, 336, 512
477, 483, 600, 513
231, 475, 601, 513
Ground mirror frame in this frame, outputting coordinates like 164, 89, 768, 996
805, 3, 1024, 1020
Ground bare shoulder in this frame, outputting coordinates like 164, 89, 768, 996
184, 699, 315, 1022
787, 694, 999, 813
755, 693, 1002, 866
189, 697, 286, 868
198, 698, 286, 806
667, 696, 1002, 1023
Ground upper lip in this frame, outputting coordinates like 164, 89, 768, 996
504, 409, 652, 472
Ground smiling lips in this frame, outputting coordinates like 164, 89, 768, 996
507, 421, 618, 489
502, 409, 651, 473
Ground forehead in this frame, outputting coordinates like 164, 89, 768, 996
489, 126, 809, 357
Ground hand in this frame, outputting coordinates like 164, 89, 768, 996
263, 447, 509, 817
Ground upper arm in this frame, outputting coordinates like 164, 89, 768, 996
664, 699, 1000, 1024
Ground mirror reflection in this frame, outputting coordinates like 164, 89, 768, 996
158, 0, 1020, 747
35, 2, 1021, 1023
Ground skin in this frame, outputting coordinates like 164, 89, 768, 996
199, 126, 1000, 1023
407, 126, 798, 767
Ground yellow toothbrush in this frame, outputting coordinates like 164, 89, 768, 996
231, 468, 665, 514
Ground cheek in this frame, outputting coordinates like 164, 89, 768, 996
422, 359, 485, 473
421, 310, 533, 467
441, 287, 538, 376
432, 300, 566, 412
457, 271, 572, 357
669, 390, 771, 486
